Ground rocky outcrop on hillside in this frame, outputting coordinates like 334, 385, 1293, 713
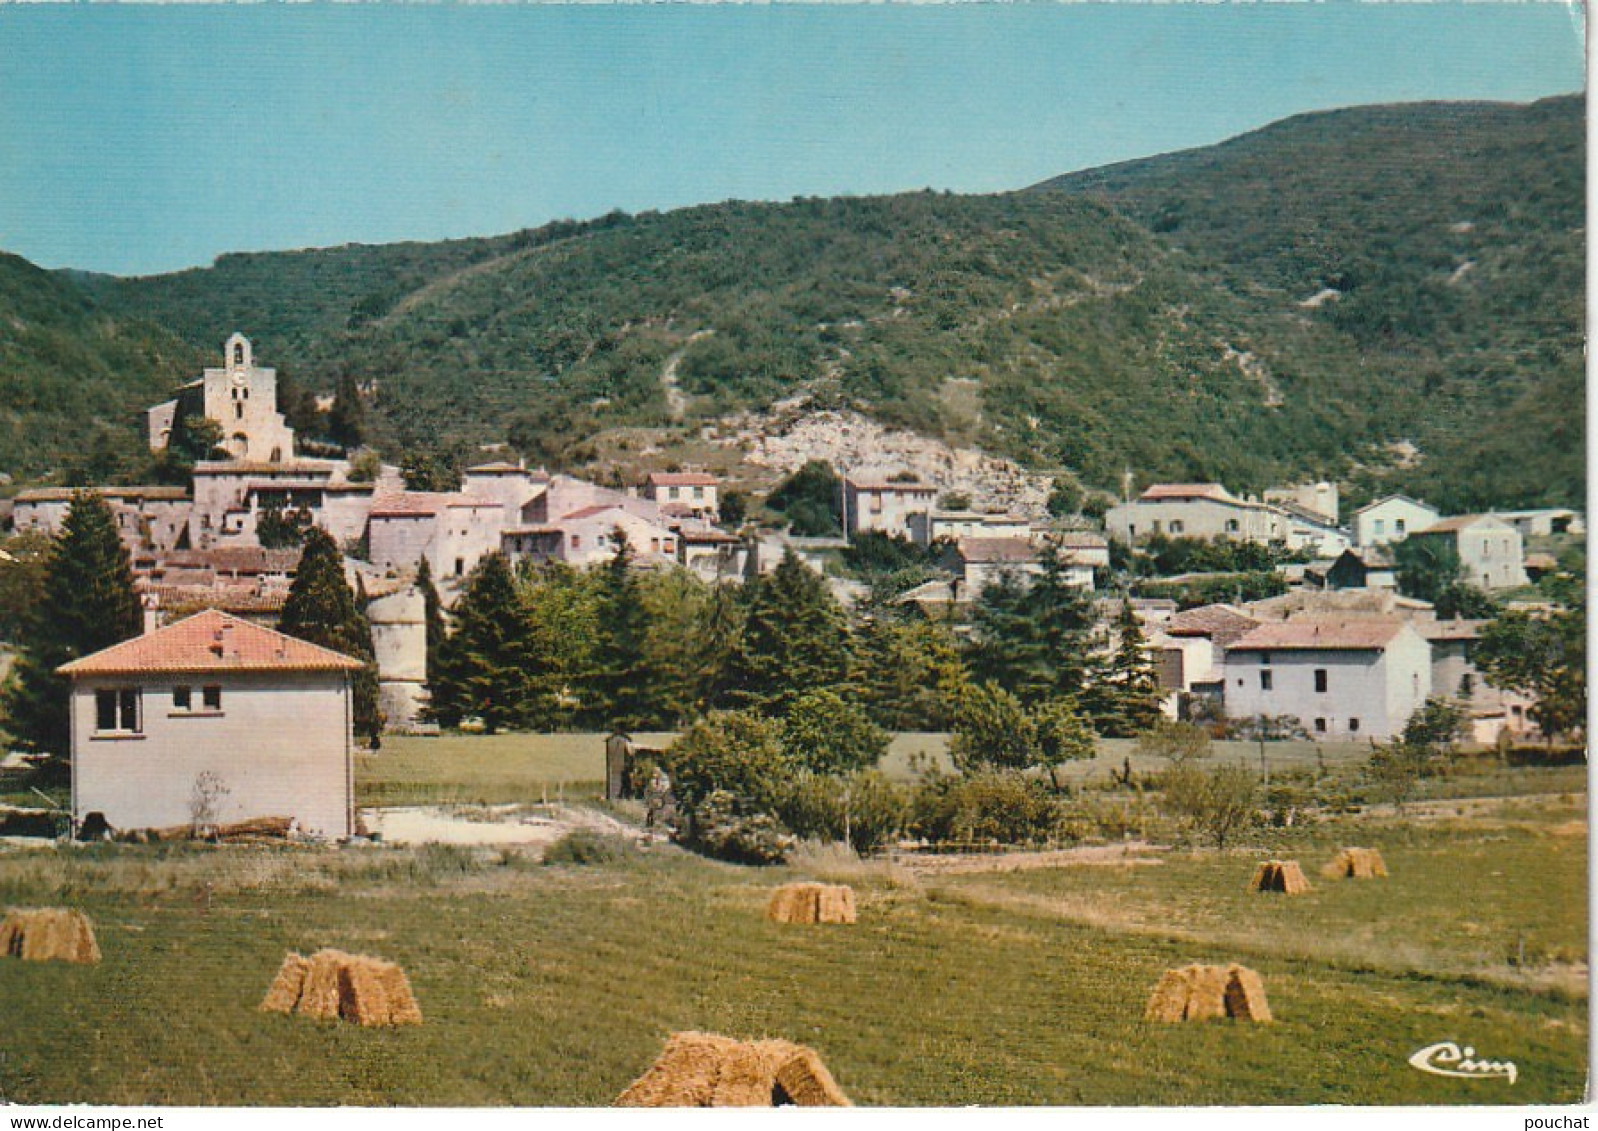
711, 407, 1055, 517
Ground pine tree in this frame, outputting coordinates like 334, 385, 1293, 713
723, 550, 851, 712
279, 528, 383, 744
2, 492, 142, 757
1082, 599, 1164, 737
965, 549, 1094, 705
430, 552, 552, 733
583, 531, 665, 730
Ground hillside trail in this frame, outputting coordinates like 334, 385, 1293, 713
658, 330, 712, 420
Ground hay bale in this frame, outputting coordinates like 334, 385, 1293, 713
1146, 963, 1270, 1023
259, 952, 310, 1014
0, 908, 100, 964
263, 949, 421, 1027
1144, 968, 1193, 1022
216, 816, 293, 841
1184, 963, 1229, 1020
766, 883, 856, 925
1250, 860, 1311, 894
1332, 847, 1388, 879
1224, 964, 1273, 1023
617, 1031, 850, 1107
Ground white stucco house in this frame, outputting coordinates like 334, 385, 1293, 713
1407, 514, 1529, 592
59, 609, 364, 839
840, 476, 940, 544
1352, 495, 1442, 549
1222, 618, 1432, 740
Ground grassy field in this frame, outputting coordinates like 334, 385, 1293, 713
0, 776, 1585, 1107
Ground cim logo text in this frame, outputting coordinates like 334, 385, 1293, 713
1408, 1041, 1517, 1084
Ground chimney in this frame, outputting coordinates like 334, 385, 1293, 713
141, 592, 161, 636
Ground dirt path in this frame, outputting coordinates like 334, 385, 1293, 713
658, 330, 711, 420
894, 840, 1165, 877
363, 803, 655, 849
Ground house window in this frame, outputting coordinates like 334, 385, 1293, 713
1314, 669, 1328, 693
663, 540, 674, 553
454, 558, 465, 576
571, 535, 581, 549
1461, 673, 1475, 696
869, 493, 883, 515
173, 685, 192, 711
202, 685, 222, 711
1374, 519, 1385, 536
1348, 718, 1360, 733
1225, 519, 1239, 533
235, 403, 244, 420
1169, 520, 1184, 534
1482, 539, 1490, 555
1151, 520, 1162, 534
1394, 519, 1405, 535
1259, 652, 1272, 666
1259, 670, 1273, 691
1314, 717, 1327, 734
693, 486, 705, 499
94, 689, 141, 734
668, 486, 680, 500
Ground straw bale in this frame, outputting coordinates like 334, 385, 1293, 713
1247, 862, 1274, 892
772, 1044, 852, 1106
1277, 861, 1311, 894
1184, 964, 1229, 1020
1144, 968, 1191, 1022
617, 1032, 850, 1107
1250, 860, 1310, 894
0, 908, 100, 964
1224, 965, 1273, 1023
1333, 847, 1388, 879
217, 816, 293, 841
296, 949, 349, 1020
374, 962, 424, 1026
260, 952, 310, 1014
766, 883, 856, 925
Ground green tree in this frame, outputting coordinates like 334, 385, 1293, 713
1032, 696, 1098, 789
766, 460, 842, 536
255, 503, 312, 549
723, 551, 851, 711
854, 612, 964, 731
781, 688, 890, 775
663, 709, 792, 813
583, 531, 666, 731
1393, 536, 1497, 618
1046, 477, 1083, 517
965, 549, 1095, 705
414, 557, 444, 687
718, 489, 748, 528
327, 372, 368, 451
1081, 600, 1164, 736
0, 531, 53, 643
948, 682, 1038, 773
401, 451, 461, 493
278, 528, 383, 745
1160, 761, 1258, 848
1, 493, 141, 757
1474, 578, 1586, 740
160, 413, 226, 478
431, 552, 553, 733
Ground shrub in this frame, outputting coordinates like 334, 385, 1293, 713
1159, 761, 1259, 848
777, 770, 911, 855
683, 790, 794, 864
948, 683, 1038, 773
542, 829, 637, 866
911, 771, 1072, 848
1136, 718, 1213, 765
662, 709, 791, 811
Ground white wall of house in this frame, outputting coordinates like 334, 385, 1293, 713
71, 671, 352, 837
1105, 495, 1284, 544
1353, 497, 1441, 548
370, 514, 438, 575
1222, 627, 1431, 739
841, 481, 939, 543
1451, 519, 1528, 591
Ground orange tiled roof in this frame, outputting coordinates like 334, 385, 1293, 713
647, 471, 718, 486
58, 610, 364, 676
1228, 618, 1408, 652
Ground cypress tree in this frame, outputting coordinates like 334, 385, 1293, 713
414, 557, 444, 687
724, 550, 851, 712
2, 492, 141, 757
430, 552, 552, 733
279, 528, 383, 744
965, 549, 1094, 706
1082, 598, 1164, 737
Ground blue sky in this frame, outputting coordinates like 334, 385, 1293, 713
0, 4, 1583, 277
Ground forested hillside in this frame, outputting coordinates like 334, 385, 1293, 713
1, 94, 1582, 511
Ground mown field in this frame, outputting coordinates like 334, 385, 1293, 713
0, 767, 1585, 1107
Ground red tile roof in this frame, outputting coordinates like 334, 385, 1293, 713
647, 472, 717, 487
58, 610, 364, 676
1139, 483, 1232, 502
369, 492, 450, 517
1414, 514, 1509, 535
15, 486, 190, 503
1228, 619, 1409, 652
1163, 604, 1260, 647
958, 537, 1040, 564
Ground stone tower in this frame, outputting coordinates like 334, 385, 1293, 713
147, 333, 297, 463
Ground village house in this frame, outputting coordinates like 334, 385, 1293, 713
12, 486, 192, 553
915, 510, 1033, 546
1351, 494, 1442, 549
674, 526, 752, 582
147, 334, 298, 463
1264, 482, 1340, 525
59, 610, 363, 839
460, 461, 550, 523
1489, 507, 1585, 539
189, 458, 395, 550
1316, 547, 1398, 592
368, 492, 506, 579
642, 471, 719, 520
1049, 530, 1111, 570
1222, 618, 1432, 740
502, 504, 678, 569
1147, 603, 1261, 708
1105, 483, 1290, 545
945, 537, 1047, 596
1407, 514, 1529, 591
1420, 618, 1538, 745
839, 476, 940, 544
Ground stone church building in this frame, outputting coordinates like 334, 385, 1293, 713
147, 333, 298, 463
